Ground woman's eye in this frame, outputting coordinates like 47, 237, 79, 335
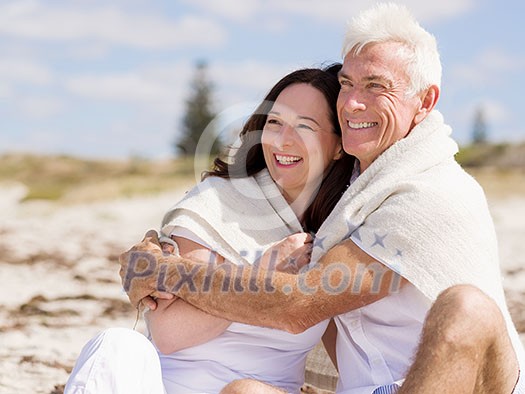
266, 118, 281, 126
297, 124, 314, 132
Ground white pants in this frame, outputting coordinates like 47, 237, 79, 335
65, 327, 166, 394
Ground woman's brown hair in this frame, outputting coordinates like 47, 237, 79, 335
205, 64, 355, 232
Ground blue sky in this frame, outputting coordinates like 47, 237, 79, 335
1, 0, 524, 159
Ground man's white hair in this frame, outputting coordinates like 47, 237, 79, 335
341, 2, 442, 96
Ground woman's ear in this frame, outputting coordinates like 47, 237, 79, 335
333, 145, 344, 160
414, 85, 440, 125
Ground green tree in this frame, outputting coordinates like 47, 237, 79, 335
472, 105, 488, 145
176, 61, 222, 157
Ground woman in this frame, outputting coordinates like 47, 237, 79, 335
65, 65, 354, 394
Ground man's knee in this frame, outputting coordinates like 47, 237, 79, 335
220, 379, 285, 394
434, 284, 501, 323
427, 284, 504, 347
221, 379, 259, 394
221, 380, 247, 394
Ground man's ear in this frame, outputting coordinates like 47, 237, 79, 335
414, 85, 440, 125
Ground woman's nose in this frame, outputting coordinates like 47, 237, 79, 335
275, 123, 295, 149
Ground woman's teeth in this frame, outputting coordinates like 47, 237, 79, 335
275, 155, 301, 165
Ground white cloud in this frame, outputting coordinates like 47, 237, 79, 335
63, 62, 195, 117
212, 61, 292, 96
393, 0, 474, 23
0, 58, 53, 104
183, 0, 474, 27
181, 0, 260, 22
67, 43, 111, 60
445, 97, 513, 143
62, 60, 293, 116
0, 129, 64, 154
470, 99, 509, 123
59, 59, 297, 155
0, 85, 12, 99
484, 102, 509, 124
0, 0, 228, 50
16, 96, 64, 118
477, 48, 525, 72
466, 99, 523, 143
450, 48, 525, 87
0, 58, 52, 85
66, 73, 173, 102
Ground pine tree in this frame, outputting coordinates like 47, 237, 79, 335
176, 61, 221, 157
472, 105, 488, 145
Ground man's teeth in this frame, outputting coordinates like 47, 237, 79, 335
348, 121, 378, 129
276, 155, 301, 164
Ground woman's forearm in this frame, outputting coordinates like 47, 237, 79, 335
146, 234, 231, 354
147, 298, 230, 354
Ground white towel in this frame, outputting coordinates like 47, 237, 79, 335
312, 110, 505, 306
313, 110, 525, 368
161, 169, 302, 265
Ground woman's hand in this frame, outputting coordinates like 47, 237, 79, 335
256, 232, 313, 274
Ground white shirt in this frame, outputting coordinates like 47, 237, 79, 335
157, 227, 328, 394
335, 283, 431, 394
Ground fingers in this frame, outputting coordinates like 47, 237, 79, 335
292, 244, 312, 271
151, 291, 175, 300
144, 229, 161, 247
289, 232, 313, 246
161, 242, 175, 254
296, 254, 311, 270
141, 296, 158, 311
159, 236, 179, 255
304, 232, 314, 244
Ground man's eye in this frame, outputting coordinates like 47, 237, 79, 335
369, 82, 384, 89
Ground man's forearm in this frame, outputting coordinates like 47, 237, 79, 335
122, 238, 401, 333
157, 254, 319, 333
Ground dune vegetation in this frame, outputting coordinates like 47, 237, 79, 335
0, 153, 202, 203
1, 143, 524, 203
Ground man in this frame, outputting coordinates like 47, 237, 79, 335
120, 4, 524, 393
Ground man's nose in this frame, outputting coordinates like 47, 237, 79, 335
341, 91, 366, 113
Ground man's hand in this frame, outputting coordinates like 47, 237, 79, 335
141, 292, 176, 311
256, 232, 313, 274
119, 230, 175, 308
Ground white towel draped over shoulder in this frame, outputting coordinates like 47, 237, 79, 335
312, 110, 504, 305
157, 169, 329, 394
161, 169, 302, 265
311, 111, 525, 393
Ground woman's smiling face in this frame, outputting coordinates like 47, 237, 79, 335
262, 83, 341, 204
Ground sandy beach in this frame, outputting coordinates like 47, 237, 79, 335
0, 180, 524, 394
